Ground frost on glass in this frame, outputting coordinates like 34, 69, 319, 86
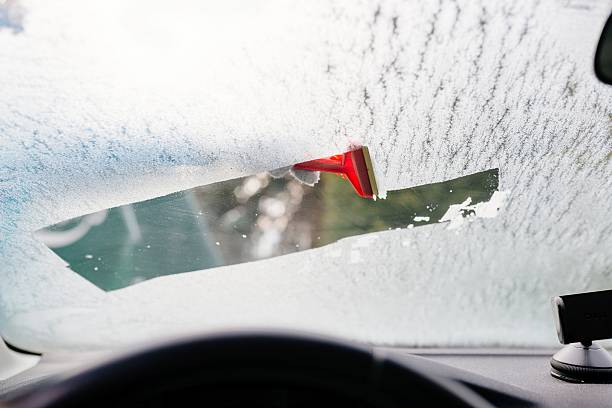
0, 0, 25, 34
0, 0, 611, 352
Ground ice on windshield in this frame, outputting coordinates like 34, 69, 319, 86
0, 0, 24, 34
0, 0, 611, 352
36, 169, 500, 291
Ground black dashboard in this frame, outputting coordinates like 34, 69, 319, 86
1, 336, 611, 407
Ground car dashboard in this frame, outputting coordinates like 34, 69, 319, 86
1, 344, 611, 408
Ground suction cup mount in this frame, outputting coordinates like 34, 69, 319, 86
550, 289, 612, 383
551, 341, 612, 383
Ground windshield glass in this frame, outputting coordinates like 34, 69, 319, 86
0, 0, 611, 352
36, 169, 500, 291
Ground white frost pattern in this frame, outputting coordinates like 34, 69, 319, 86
0, 0, 610, 352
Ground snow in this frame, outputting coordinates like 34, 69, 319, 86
0, 0, 611, 352
440, 191, 508, 230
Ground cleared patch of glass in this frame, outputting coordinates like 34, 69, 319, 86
35, 169, 499, 291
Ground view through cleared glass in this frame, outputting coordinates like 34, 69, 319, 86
37, 169, 499, 291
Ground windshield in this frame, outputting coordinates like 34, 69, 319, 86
0, 0, 611, 352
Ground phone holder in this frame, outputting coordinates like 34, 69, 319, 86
551, 289, 612, 383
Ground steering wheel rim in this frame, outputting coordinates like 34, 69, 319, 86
7, 331, 493, 408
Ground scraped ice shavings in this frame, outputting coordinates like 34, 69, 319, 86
439, 191, 508, 230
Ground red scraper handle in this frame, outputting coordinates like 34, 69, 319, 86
293, 147, 378, 199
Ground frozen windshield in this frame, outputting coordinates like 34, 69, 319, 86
0, 0, 611, 352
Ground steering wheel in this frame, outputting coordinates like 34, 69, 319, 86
7, 332, 493, 408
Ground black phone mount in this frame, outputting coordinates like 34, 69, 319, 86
551, 289, 612, 383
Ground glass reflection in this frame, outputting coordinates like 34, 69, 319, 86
36, 169, 499, 291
